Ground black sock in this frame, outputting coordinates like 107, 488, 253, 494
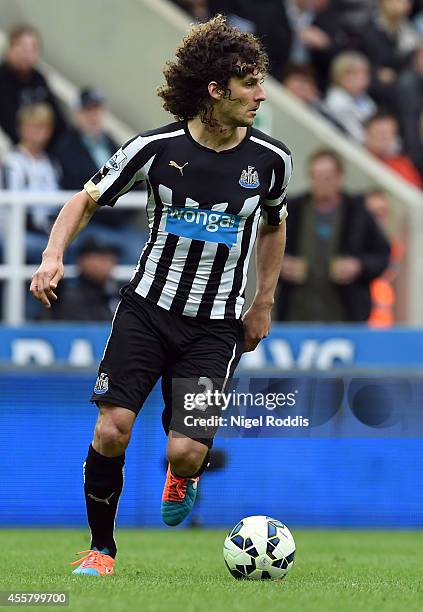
83, 444, 125, 559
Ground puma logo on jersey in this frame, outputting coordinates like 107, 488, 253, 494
87, 492, 115, 505
169, 160, 188, 175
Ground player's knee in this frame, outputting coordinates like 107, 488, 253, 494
94, 414, 132, 454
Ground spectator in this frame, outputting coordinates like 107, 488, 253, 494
395, 42, 423, 169
335, 0, 377, 29
210, 0, 293, 79
413, 0, 423, 35
364, 112, 423, 188
365, 190, 405, 326
325, 52, 377, 143
355, 0, 421, 107
2, 103, 61, 263
173, 1, 292, 77
55, 88, 148, 265
281, 63, 347, 131
173, 0, 210, 20
41, 237, 120, 321
284, 0, 349, 89
277, 149, 390, 322
414, 109, 423, 176
53, 88, 119, 190
0, 25, 66, 147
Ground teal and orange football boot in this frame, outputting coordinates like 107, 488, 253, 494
70, 548, 114, 576
161, 465, 199, 526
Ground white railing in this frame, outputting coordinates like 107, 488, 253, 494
1, 188, 423, 325
0, 190, 147, 324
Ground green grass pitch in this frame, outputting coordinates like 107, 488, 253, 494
0, 529, 422, 612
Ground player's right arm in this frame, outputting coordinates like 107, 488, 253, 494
31, 133, 157, 307
30, 190, 99, 308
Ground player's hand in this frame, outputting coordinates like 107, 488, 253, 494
30, 256, 64, 308
330, 256, 362, 285
241, 303, 272, 352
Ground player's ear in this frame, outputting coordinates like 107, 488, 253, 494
208, 81, 224, 101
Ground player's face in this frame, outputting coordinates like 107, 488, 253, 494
216, 73, 267, 128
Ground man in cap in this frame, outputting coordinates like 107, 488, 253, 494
41, 236, 120, 321
53, 87, 119, 190
53, 88, 146, 263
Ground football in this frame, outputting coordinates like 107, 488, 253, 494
223, 515, 296, 580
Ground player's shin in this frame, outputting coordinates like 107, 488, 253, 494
83, 444, 125, 558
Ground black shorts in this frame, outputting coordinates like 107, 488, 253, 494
90, 296, 245, 448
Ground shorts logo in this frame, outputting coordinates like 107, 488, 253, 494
105, 149, 127, 171
165, 206, 240, 248
239, 166, 260, 189
94, 373, 109, 394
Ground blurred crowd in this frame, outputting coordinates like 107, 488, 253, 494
1, 2, 423, 324
0, 26, 147, 320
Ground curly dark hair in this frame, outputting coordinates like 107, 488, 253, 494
157, 15, 268, 124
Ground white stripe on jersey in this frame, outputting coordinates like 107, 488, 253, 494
210, 195, 260, 318
250, 136, 292, 203
269, 169, 276, 193
157, 198, 200, 312
222, 342, 238, 392
250, 135, 291, 165
101, 300, 122, 360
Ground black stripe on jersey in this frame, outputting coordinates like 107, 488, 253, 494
261, 196, 287, 226
196, 244, 230, 318
170, 241, 205, 315
91, 133, 138, 186
129, 184, 164, 291
98, 139, 158, 206
91, 166, 111, 185
145, 234, 180, 303
266, 155, 287, 201
224, 209, 259, 318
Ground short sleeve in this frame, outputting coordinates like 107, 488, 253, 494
261, 153, 293, 226
84, 134, 156, 207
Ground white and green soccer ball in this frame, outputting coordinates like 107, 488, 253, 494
223, 515, 296, 580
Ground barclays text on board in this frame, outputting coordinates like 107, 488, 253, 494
1, 325, 423, 369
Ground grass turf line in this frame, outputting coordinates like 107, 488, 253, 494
0, 529, 422, 612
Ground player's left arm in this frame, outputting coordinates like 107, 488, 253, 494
242, 148, 292, 352
242, 220, 286, 352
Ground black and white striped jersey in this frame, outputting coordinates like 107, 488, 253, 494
84, 120, 292, 320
